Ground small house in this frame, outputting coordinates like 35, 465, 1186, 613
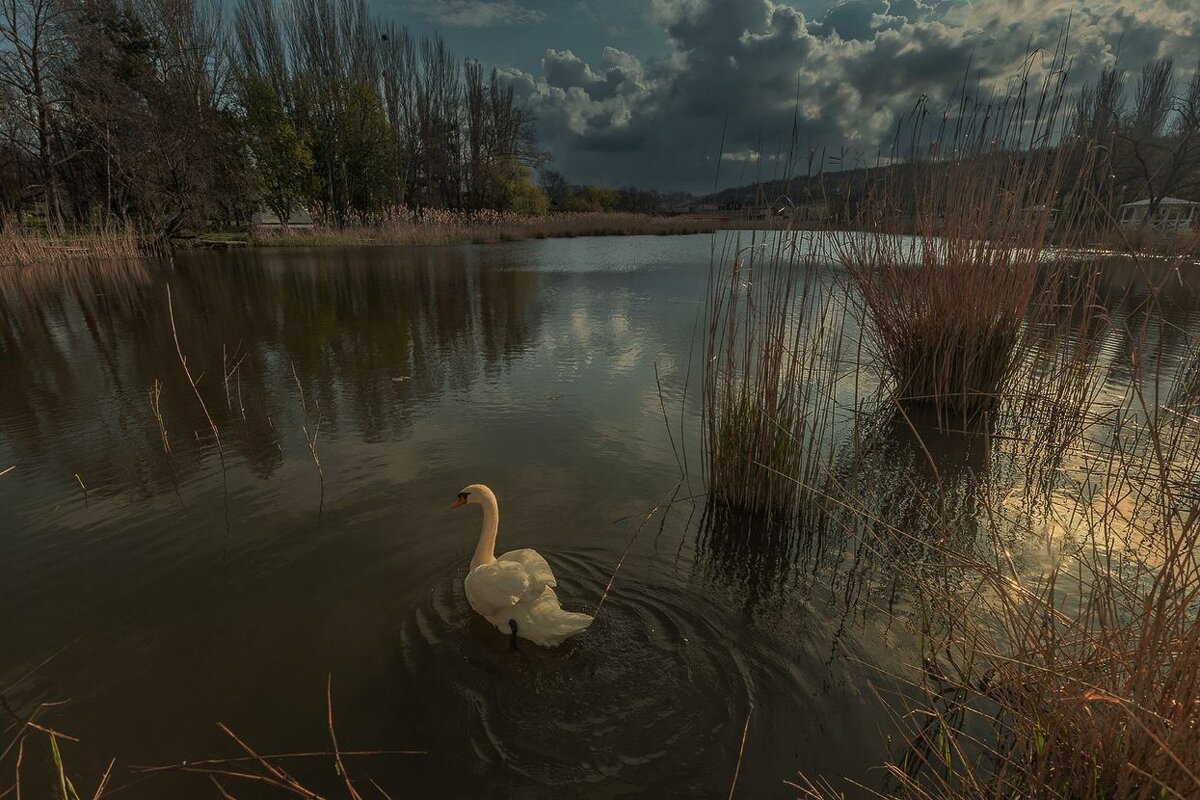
1118, 197, 1200, 232
251, 207, 314, 230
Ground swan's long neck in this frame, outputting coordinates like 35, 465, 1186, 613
471, 490, 499, 569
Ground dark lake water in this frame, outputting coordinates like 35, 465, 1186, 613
1, 235, 1198, 797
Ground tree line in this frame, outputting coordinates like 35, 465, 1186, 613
0, 0, 545, 237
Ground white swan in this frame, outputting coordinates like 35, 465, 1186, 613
452, 483, 593, 648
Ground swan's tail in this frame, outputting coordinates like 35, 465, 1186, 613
523, 588, 594, 647
537, 608, 593, 647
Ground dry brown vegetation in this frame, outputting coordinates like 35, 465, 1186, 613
715, 225, 1200, 799
798, 323, 1200, 799
0, 226, 146, 267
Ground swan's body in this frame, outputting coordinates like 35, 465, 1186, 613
453, 484, 592, 648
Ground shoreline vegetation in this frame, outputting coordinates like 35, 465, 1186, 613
249, 210, 761, 248
2, 209, 1195, 268
3, 0, 1197, 268
0, 211, 777, 267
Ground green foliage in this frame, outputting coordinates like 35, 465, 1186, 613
488, 160, 547, 215
566, 185, 618, 212
334, 80, 400, 217
241, 76, 315, 222
509, 179, 549, 216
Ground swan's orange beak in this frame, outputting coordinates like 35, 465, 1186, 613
450, 496, 467, 509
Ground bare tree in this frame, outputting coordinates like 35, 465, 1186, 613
0, 0, 67, 226
1117, 58, 1200, 220
378, 22, 417, 205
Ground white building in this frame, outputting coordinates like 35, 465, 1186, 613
1117, 197, 1200, 232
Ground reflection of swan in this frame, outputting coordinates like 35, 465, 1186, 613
452, 484, 593, 648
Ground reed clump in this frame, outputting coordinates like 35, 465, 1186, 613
701, 230, 848, 519
784, 283, 1200, 799
837, 154, 1073, 425
835, 46, 1116, 426
254, 209, 740, 247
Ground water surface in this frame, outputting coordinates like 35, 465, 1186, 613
1, 235, 1197, 797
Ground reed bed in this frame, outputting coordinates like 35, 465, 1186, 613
785, 257, 1200, 798
254, 209, 742, 247
0, 226, 147, 267
885, 354, 1200, 799
708, 47, 1200, 795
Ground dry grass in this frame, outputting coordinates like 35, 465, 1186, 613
832, 148, 1105, 427
1, 649, 114, 800
253, 209, 746, 247
0, 226, 146, 267
1, 675, 422, 798
881, 346, 1200, 799
718, 46, 1200, 797
129, 677, 424, 798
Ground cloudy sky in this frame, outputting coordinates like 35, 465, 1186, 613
384, 1, 1200, 192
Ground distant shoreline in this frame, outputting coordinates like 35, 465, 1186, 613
3, 211, 1194, 266
236, 211, 792, 250
0, 212, 788, 265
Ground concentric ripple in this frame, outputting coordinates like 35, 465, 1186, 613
395, 546, 824, 794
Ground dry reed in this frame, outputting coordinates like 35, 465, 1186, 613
1, 652, 113, 800
834, 44, 1113, 427
291, 361, 326, 514
701, 228, 851, 519
894, 345, 1200, 798
0, 225, 146, 267
148, 379, 171, 455
786, 259, 1200, 798
705, 42, 1200, 796
130, 677, 424, 797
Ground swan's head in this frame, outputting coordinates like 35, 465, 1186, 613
451, 483, 491, 509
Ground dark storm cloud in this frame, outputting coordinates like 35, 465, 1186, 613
500, 0, 1200, 191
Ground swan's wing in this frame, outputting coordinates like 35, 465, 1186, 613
464, 560, 531, 616
497, 548, 557, 590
